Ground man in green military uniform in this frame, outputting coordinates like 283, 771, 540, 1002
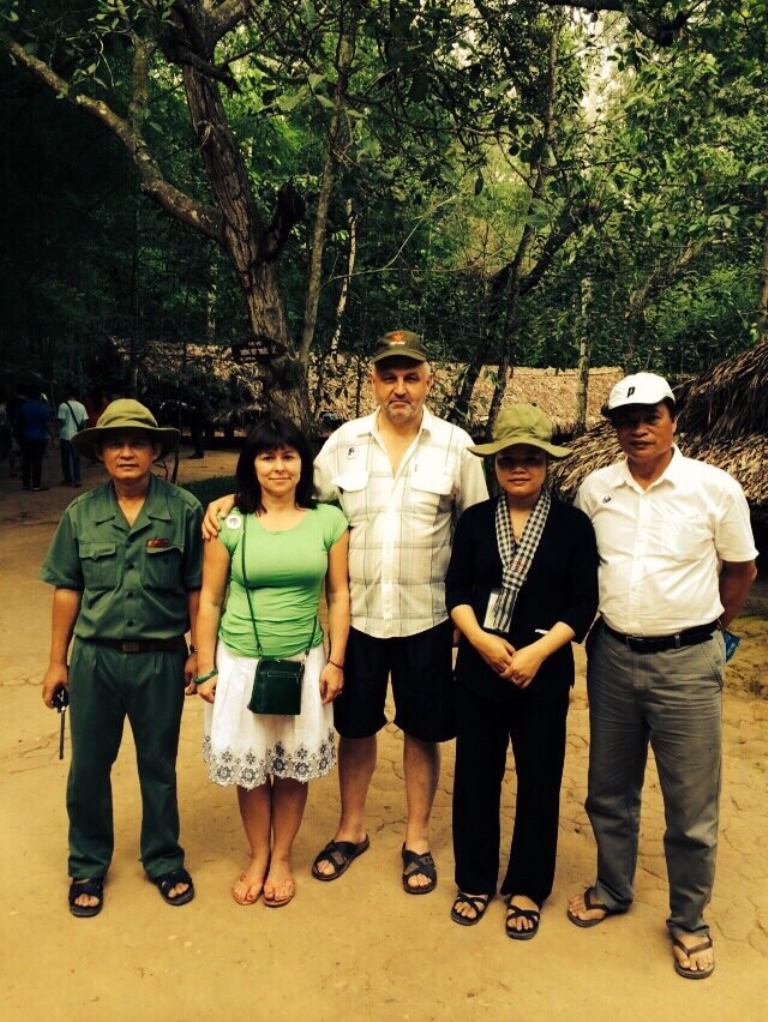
40, 400, 203, 918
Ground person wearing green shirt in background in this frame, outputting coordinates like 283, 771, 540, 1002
40, 400, 203, 918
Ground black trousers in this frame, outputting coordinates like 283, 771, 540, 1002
452, 675, 569, 906
21, 438, 47, 488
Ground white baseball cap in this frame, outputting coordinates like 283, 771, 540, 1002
607, 372, 675, 413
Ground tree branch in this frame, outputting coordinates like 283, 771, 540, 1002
535, 0, 690, 45
7, 40, 224, 243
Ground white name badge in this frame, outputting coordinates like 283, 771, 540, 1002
483, 589, 503, 630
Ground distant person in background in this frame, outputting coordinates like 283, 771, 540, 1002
57, 386, 88, 488
16, 383, 54, 491
7, 388, 27, 478
84, 389, 110, 430
0, 398, 11, 463
189, 405, 205, 459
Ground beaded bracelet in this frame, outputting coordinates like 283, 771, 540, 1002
192, 668, 218, 685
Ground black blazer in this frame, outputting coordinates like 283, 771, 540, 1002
446, 495, 599, 703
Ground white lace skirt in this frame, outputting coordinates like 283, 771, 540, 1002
203, 642, 336, 789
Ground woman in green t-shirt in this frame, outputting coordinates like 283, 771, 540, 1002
195, 417, 350, 908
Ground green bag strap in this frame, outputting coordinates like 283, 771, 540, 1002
240, 514, 320, 659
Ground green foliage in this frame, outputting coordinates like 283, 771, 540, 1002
180, 475, 236, 506
2, 0, 765, 404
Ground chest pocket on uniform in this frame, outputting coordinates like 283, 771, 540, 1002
79, 542, 118, 590
144, 544, 183, 591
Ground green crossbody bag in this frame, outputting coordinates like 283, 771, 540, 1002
241, 516, 319, 716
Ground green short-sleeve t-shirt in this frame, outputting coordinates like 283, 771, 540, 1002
217, 503, 348, 658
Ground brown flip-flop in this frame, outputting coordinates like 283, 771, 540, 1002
567, 886, 625, 928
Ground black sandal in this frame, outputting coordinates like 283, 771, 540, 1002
505, 902, 541, 940
68, 878, 104, 919
451, 892, 491, 926
401, 846, 437, 895
311, 836, 370, 881
152, 867, 194, 906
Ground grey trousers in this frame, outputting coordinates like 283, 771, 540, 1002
585, 623, 725, 936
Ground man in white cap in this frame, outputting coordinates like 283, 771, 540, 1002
567, 372, 757, 979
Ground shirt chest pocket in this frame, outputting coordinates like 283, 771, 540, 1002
144, 544, 183, 591
79, 542, 118, 590
408, 470, 453, 512
648, 517, 713, 562
332, 471, 369, 522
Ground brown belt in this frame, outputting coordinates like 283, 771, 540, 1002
87, 637, 187, 654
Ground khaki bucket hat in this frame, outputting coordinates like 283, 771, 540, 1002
71, 399, 180, 458
468, 404, 572, 459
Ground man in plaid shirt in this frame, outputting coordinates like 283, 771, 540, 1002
310, 331, 487, 893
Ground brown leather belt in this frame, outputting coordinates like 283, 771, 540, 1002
602, 620, 719, 654
87, 637, 187, 654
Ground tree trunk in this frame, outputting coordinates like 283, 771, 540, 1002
575, 277, 592, 436
181, 64, 308, 424
299, 26, 356, 370
757, 201, 768, 345
312, 201, 358, 415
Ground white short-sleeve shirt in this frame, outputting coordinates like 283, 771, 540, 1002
576, 447, 757, 636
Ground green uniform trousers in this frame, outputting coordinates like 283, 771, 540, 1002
67, 638, 186, 880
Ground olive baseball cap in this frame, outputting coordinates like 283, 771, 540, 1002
468, 404, 572, 459
71, 399, 180, 458
371, 330, 428, 364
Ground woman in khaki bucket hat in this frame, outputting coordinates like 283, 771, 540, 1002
445, 405, 599, 939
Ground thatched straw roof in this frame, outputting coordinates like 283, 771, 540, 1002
675, 341, 768, 441
552, 342, 768, 516
313, 360, 624, 433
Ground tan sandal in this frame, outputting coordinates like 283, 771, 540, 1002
264, 877, 296, 908
232, 873, 265, 906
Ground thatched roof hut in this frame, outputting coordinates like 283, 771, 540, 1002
313, 359, 623, 434
552, 343, 768, 521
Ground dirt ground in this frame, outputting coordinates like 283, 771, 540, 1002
2, 447, 767, 1022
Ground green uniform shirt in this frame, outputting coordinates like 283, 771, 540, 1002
39, 474, 203, 640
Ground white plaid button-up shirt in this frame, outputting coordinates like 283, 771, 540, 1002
314, 408, 488, 638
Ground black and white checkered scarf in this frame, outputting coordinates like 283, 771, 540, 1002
492, 488, 551, 633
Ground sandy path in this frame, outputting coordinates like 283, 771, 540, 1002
1, 449, 766, 1021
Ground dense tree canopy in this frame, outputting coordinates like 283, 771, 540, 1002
2, 0, 766, 427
